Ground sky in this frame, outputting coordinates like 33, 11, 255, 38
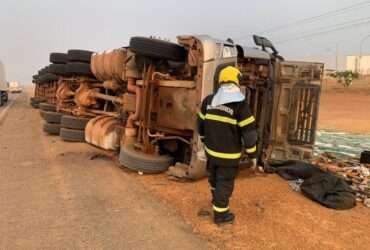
1, 0, 370, 84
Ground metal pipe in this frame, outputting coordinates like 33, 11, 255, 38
85, 109, 119, 117
126, 77, 142, 128
91, 92, 124, 104
151, 136, 191, 145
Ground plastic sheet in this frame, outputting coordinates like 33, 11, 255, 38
315, 130, 370, 159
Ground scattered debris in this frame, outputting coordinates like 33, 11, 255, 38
197, 208, 211, 218
313, 153, 370, 207
288, 179, 304, 192
360, 151, 370, 164
89, 152, 112, 161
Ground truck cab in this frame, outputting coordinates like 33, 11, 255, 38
115, 35, 323, 179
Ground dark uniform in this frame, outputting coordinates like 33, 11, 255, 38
197, 93, 257, 222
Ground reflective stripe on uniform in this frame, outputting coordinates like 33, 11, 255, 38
213, 205, 229, 213
246, 145, 257, 153
198, 112, 205, 120
238, 116, 255, 127
205, 146, 241, 159
205, 114, 237, 125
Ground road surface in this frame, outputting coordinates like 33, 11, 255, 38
0, 92, 208, 249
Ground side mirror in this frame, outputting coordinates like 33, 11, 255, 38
253, 35, 279, 55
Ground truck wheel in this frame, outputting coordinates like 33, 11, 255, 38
3, 92, 8, 103
61, 115, 90, 130
66, 62, 93, 77
43, 122, 61, 135
39, 103, 57, 112
48, 64, 67, 76
31, 101, 39, 109
40, 73, 59, 82
119, 144, 174, 174
0, 93, 3, 107
50, 53, 68, 64
60, 128, 85, 142
129, 37, 186, 62
67, 50, 94, 63
43, 111, 62, 124
30, 97, 39, 109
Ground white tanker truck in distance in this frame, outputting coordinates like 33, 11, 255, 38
0, 61, 9, 106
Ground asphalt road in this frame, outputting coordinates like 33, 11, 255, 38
0, 92, 208, 249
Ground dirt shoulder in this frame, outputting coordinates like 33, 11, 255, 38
136, 171, 370, 250
318, 80, 370, 134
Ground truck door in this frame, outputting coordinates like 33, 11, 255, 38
267, 61, 324, 162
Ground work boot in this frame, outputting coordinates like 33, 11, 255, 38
213, 211, 235, 225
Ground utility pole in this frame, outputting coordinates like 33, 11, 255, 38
359, 34, 370, 76
336, 43, 339, 72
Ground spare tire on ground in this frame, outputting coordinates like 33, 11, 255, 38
39, 103, 57, 112
60, 128, 85, 142
66, 62, 93, 77
119, 144, 174, 174
67, 50, 94, 63
42, 111, 62, 124
61, 115, 90, 130
50, 53, 68, 64
43, 122, 61, 135
129, 37, 186, 62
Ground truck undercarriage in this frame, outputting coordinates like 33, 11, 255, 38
31, 35, 324, 180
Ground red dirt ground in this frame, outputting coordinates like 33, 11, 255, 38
134, 80, 370, 249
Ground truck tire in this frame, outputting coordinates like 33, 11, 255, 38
38, 68, 48, 75
129, 37, 186, 62
0, 92, 3, 107
61, 115, 90, 130
50, 53, 68, 64
40, 73, 59, 82
66, 62, 93, 77
67, 50, 94, 63
31, 101, 39, 109
43, 111, 62, 124
48, 64, 67, 76
3, 92, 8, 103
119, 144, 174, 174
39, 103, 57, 112
60, 128, 85, 142
30, 97, 40, 109
43, 122, 61, 135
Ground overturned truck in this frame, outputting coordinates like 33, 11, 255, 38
34, 35, 324, 180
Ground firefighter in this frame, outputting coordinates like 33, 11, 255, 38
197, 66, 258, 225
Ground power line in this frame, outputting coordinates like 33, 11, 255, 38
276, 19, 370, 44
261, 1, 370, 34
276, 16, 370, 43
234, 1, 370, 41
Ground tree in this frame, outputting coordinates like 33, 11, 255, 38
329, 70, 359, 87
